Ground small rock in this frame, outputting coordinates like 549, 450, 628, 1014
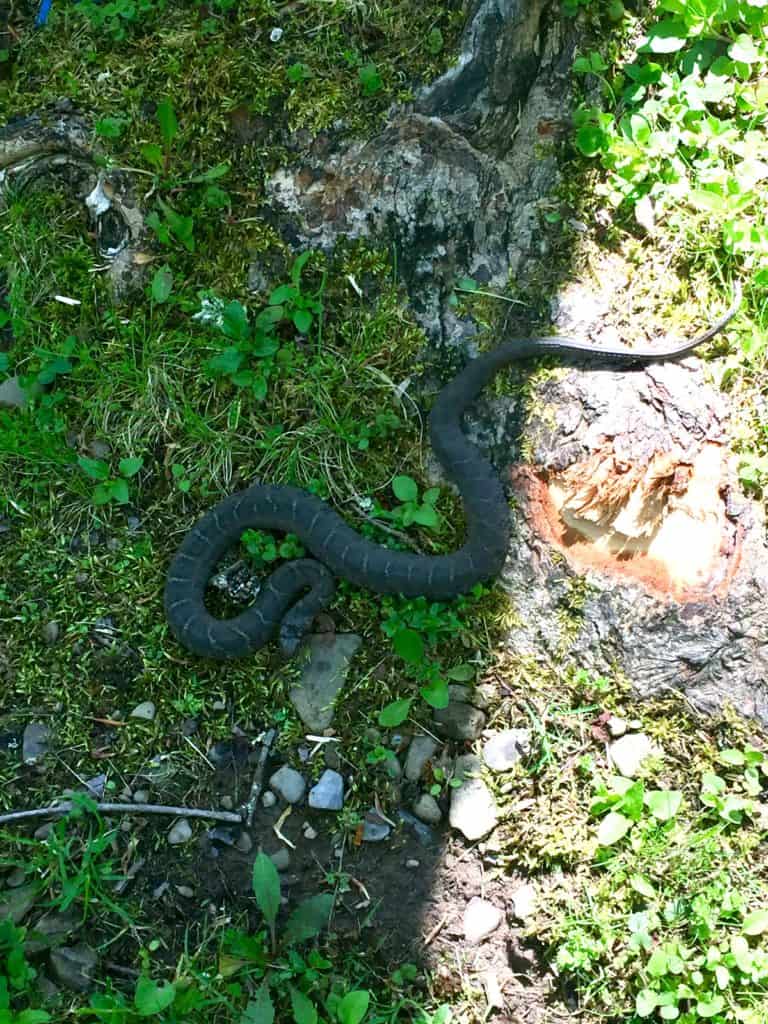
5, 868, 26, 888
385, 755, 402, 780
362, 808, 391, 842
86, 439, 110, 459
262, 791, 277, 809
269, 765, 306, 805
132, 790, 150, 804
482, 729, 532, 772
607, 716, 628, 738
34, 822, 54, 841
449, 755, 498, 841
289, 634, 362, 731
26, 908, 81, 953
42, 621, 60, 645
433, 703, 486, 741
270, 848, 292, 871
308, 770, 344, 811
126, 515, 141, 532
221, 795, 234, 810
405, 859, 420, 869
153, 882, 170, 899
413, 793, 442, 826
447, 684, 472, 704
176, 885, 194, 898
168, 819, 192, 845
303, 823, 318, 840
397, 809, 437, 847
404, 736, 439, 782
50, 944, 97, 992
236, 832, 253, 853
208, 826, 239, 848
463, 897, 503, 944
22, 722, 51, 764
130, 701, 156, 722
0, 376, 29, 409
84, 775, 106, 798
608, 733, 661, 778
212, 699, 227, 711
181, 717, 198, 736
0, 884, 39, 923
511, 882, 537, 921
269, 26, 283, 42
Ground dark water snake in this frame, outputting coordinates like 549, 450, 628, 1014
165, 291, 740, 659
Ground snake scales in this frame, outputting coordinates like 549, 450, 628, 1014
165, 292, 740, 659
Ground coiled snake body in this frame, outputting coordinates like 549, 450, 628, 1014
165, 295, 739, 659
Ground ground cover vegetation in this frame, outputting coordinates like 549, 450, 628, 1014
0, 0, 767, 1022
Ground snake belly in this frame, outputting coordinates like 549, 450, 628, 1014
165, 296, 739, 660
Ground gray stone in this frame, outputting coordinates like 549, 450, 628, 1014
22, 722, 51, 764
176, 885, 194, 898
130, 701, 156, 722
433, 703, 486, 741
0, 376, 29, 409
42, 621, 60, 645
289, 634, 362, 731
607, 716, 628, 738
413, 793, 442, 825
463, 898, 503, 944
26, 908, 81, 953
262, 791, 277, 808
449, 755, 498, 840
235, 832, 253, 853
167, 819, 192, 845
0, 884, 39, 923
132, 790, 150, 803
482, 729, 532, 772
362, 808, 391, 842
5, 868, 26, 888
49, 944, 97, 992
511, 882, 537, 921
308, 769, 344, 810
608, 733, 662, 778
404, 736, 439, 781
405, 859, 420, 869
270, 848, 292, 871
269, 765, 306, 804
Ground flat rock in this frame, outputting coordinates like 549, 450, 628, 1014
449, 755, 498, 840
42, 621, 60, 645
0, 883, 39, 923
413, 793, 442, 825
289, 634, 362, 731
49, 943, 97, 992
0, 376, 28, 409
167, 819, 192, 845
463, 897, 503, 944
308, 769, 344, 811
269, 765, 306, 804
511, 882, 537, 921
22, 722, 51, 764
404, 736, 439, 781
608, 733, 661, 778
26, 908, 81, 953
433, 702, 486, 741
130, 701, 156, 722
482, 729, 531, 772
270, 848, 291, 871
362, 808, 391, 842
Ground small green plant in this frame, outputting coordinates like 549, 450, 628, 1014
267, 251, 325, 336
78, 454, 144, 506
241, 529, 305, 566
75, 0, 167, 41
358, 63, 383, 95
375, 476, 442, 531
146, 198, 195, 252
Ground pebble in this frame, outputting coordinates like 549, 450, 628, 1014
449, 755, 498, 841
42, 621, 60, 645
607, 716, 628, 738
270, 848, 291, 871
608, 733, 661, 778
132, 790, 149, 804
34, 822, 54, 840
511, 882, 537, 921
362, 808, 391, 842
404, 736, 439, 782
0, 884, 39, 923
413, 793, 442, 826
176, 885, 194, 898
262, 791, 277, 809
212, 699, 227, 711
49, 944, 97, 992
433, 703, 486, 741
235, 832, 253, 853
269, 26, 283, 42
463, 898, 503, 944
308, 769, 344, 811
22, 722, 51, 764
221, 795, 234, 810
84, 775, 106, 798
0, 376, 29, 409
397, 809, 437, 848
482, 729, 532, 772
168, 819, 192, 845
303, 823, 318, 840
405, 859, 420, 870
289, 634, 362, 731
153, 882, 170, 899
130, 701, 156, 722
5, 867, 26, 888
269, 765, 307, 804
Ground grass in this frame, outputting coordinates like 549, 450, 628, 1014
2, 0, 768, 1023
